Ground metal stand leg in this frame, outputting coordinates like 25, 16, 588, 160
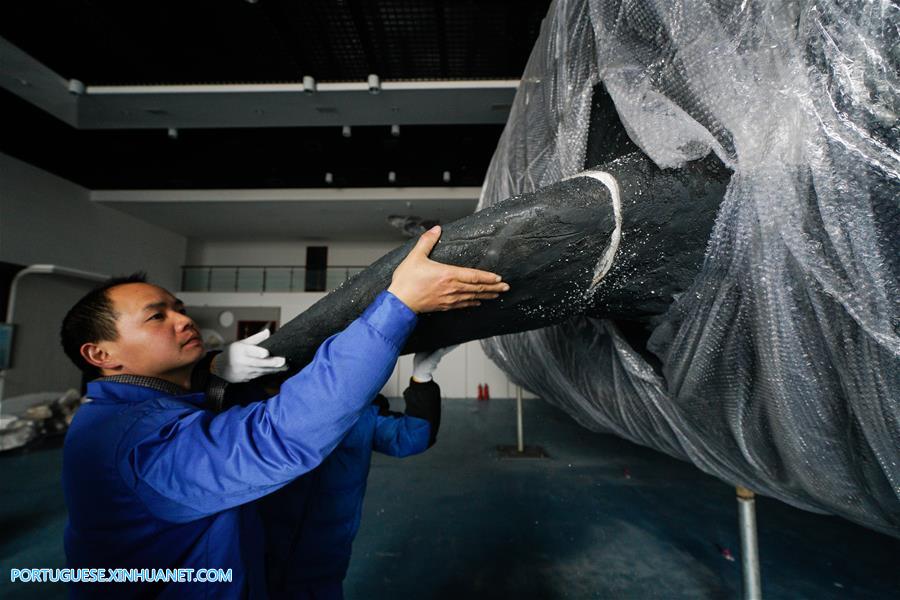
496, 386, 546, 459
736, 486, 762, 600
516, 385, 524, 453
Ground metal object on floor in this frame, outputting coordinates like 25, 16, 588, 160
737, 485, 763, 600
497, 387, 548, 459
496, 444, 549, 459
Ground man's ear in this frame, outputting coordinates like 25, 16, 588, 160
80, 342, 120, 371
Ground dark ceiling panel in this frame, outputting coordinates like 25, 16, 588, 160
0, 0, 544, 189
0, 0, 550, 85
0, 87, 503, 189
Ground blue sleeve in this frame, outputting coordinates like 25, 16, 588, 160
372, 414, 431, 458
119, 292, 417, 523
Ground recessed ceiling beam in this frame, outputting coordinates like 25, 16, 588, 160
1, 34, 517, 130
85, 79, 519, 94
89, 187, 482, 242
90, 186, 482, 204
0, 36, 77, 126
77, 80, 518, 129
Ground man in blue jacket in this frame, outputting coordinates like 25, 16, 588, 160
59, 226, 508, 598
259, 347, 454, 599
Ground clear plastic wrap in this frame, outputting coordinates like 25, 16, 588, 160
479, 0, 899, 535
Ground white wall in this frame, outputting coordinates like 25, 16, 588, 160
379, 341, 532, 400
178, 291, 327, 324
185, 239, 401, 268
188, 305, 282, 347
0, 153, 186, 290
0, 152, 188, 399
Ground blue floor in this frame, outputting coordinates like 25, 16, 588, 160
2, 397, 898, 598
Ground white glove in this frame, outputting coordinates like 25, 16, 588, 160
412, 345, 459, 383
211, 329, 288, 383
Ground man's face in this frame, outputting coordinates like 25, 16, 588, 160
97, 283, 205, 380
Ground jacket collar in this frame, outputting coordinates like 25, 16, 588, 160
87, 375, 203, 405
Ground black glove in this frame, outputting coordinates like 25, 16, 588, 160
403, 378, 441, 447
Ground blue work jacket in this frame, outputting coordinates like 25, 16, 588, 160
259, 394, 434, 597
62, 291, 416, 599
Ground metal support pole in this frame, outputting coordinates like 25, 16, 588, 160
516, 385, 524, 453
736, 486, 762, 600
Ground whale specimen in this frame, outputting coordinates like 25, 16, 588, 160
262, 150, 730, 368
263, 0, 899, 537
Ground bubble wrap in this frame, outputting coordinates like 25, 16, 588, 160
479, 0, 900, 535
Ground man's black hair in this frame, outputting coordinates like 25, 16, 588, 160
60, 272, 148, 379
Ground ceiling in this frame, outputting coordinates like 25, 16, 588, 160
0, 87, 505, 189
0, 0, 549, 85
0, 1, 550, 241
92, 187, 481, 242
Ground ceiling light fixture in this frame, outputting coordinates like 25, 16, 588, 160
67, 79, 85, 95
367, 74, 381, 95
388, 171, 397, 183
303, 75, 317, 94
325, 172, 334, 184
167, 128, 179, 140
443, 171, 451, 183
342, 125, 351, 138
390, 124, 400, 137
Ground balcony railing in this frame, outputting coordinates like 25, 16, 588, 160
180, 265, 367, 293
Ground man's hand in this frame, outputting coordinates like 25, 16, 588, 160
412, 344, 459, 383
387, 226, 509, 313
211, 329, 288, 383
